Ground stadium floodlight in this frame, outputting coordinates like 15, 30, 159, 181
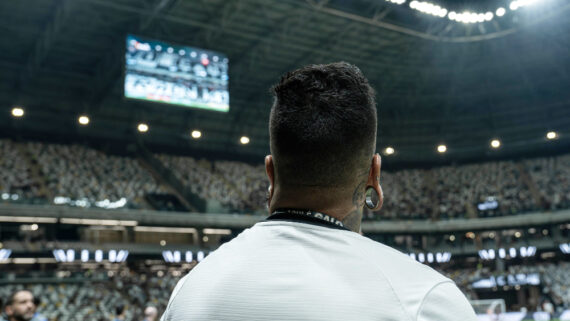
437, 144, 447, 153
496, 7, 506, 16
449, 10, 493, 23
386, 0, 406, 4
546, 131, 557, 140
137, 123, 149, 133
11, 107, 24, 117
409, 1, 448, 17
240, 136, 250, 145
384, 147, 395, 155
78, 115, 90, 125
510, 0, 540, 10
490, 139, 501, 148
191, 130, 202, 139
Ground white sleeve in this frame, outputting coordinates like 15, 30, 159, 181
416, 281, 477, 321
160, 274, 190, 321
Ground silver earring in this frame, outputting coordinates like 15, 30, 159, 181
365, 187, 379, 210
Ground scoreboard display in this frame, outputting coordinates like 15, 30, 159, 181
125, 35, 229, 112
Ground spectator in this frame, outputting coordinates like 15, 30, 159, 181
142, 306, 158, 321
114, 305, 126, 321
2, 290, 38, 321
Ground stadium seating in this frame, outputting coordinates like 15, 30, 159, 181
1, 262, 568, 320
524, 155, 570, 211
0, 270, 178, 321
1, 139, 569, 220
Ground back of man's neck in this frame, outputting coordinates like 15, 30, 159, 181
269, 192, 362, 233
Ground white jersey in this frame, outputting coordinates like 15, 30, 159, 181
161, 218, 477, 321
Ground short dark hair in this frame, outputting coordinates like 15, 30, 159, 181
116, 304, 125, 316
270, 62, 377, 187
5, 290, 33, 307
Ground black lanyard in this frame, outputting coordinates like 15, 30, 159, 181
267, 208, 350, 231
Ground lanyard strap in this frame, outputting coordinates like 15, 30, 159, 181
267, 208, 350, 231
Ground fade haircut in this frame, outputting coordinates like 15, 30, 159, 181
270, 62, 377, 188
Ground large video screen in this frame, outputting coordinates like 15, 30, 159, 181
125, 35, 229, 112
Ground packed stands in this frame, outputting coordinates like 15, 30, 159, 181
0, 140, 40, 202
157, 155, 245, 211
27, 142, 166, 209
443, 262, 570, 311
373, 169, 432, 220
434, 161, 537, 220
1, 262, 569, 320
0, 270, 178, 321
524, 155, 570, 211
1, 139, 569, 219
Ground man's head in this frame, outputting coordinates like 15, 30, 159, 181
4, 290, 36, 321
267, 62, 382, 227
116, 304, 126, 318
144, 306, 158, 321
269, 62, 377, 188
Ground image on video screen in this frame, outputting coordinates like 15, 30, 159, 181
125, 35, 229, 112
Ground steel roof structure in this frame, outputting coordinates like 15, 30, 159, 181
0, 0, 569, 166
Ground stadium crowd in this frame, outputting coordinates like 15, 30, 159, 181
525, 154, 570, 211
0, 140, 40, 201
25, 142, 165, 209
433, 161, 537, 220
0, 269, 177, 321
0, 139, 569, 220
443, 262, 570, 312
1, 262, 569, 320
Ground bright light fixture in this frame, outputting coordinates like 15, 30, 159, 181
137, 123, 149, 133
449, 11, 493, 23
240, 136, 250, 145
386, 0, 405, 4
546, 131, 557, 140
490, 139, 501, 148
384, 147, 395, 155
437, 144, 447, 153
510, 0, 540, 10
409, 0, 448, 18
11, 107, 24, 117
191, 130, 202, 139
78, 115, 90, 125
496, 7, 506, 16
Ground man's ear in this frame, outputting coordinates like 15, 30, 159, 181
265, 155, 275, 205
365, 154, 384, 211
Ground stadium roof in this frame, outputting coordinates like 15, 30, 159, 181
0, 0, 569, 166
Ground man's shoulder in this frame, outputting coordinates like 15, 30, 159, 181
353, 235, 449, 284
354, 235, 476, 320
